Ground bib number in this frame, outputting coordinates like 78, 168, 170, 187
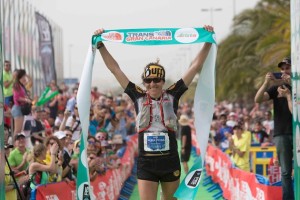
144, 132, 170, 152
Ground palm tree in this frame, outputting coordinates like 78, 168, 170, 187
215, 0, 290, 102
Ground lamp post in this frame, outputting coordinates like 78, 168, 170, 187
201, 7, 223, 26
68, 44, 73, 78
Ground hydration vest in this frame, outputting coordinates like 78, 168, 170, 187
136, 92, 178, 133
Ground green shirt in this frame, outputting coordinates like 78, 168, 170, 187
8, 148, 29, 171
3, 70, 13, 97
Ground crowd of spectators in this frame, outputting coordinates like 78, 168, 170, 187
3, 60, 276, 199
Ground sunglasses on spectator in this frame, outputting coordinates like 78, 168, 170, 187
143, 78, 162, 84
88, 141, 95, 145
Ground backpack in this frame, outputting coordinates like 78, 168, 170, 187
20, 171, 42, 200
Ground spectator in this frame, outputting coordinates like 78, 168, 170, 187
3, 60, 16, 107
8, 133, 29, 173
262, 110, 274, 137
66, 88, 77, 114
106, 106, 127, 141
57, 85, 69, 112
40, 108, 53, 136
44, 135, 63, 183
178, 114, 192, 174
65, 104, 81, 141
229, 125, 250, 172
251, 120, 270, 146
87, 135, 96, 151
95, 129, 109, 151
28, 142, 59, 192
215, 113, 232, 151
54, 110, 64, 128
11, 69, 32, 136
254, 57, 293, 200
47, 81, 59, 126
23, 106, 45, 146
226, 112, 237, 128
54, 130, 75, 181
5, 144, 28, 200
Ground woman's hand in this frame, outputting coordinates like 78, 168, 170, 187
94, 28, 105, 35
50, 143, 59, 156
203, 25, 214, 32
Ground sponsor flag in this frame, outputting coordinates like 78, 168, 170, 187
174, 157, 203, 199
36, 86, 59, 106
175, 43, 217, 199
76, 45, 96, 200
35, 12, 57, 85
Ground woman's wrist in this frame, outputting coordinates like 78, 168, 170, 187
97, 42, 104, 49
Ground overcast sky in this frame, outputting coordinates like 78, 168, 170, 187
28, 0, 259, 92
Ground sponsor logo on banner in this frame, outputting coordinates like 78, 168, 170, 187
102, 31, 124, 42
125, 31, 172, 42
175, 28, 199, 43
185, 169, 202, 188
45, 194, 59, 200
82, 183, 91, 200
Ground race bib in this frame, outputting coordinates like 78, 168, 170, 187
144, 132, 170, 152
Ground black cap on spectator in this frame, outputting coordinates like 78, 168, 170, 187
278, 57, 291, 68
233, 125, 242, 130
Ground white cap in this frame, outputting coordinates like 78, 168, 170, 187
54, 131, 66, 139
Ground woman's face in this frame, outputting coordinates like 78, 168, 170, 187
143, 78, 164, 98
87, 138, 96, 151
96, 132, 107, 141
20, 75, 27, 85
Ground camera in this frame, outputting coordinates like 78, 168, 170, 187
273, 72, 282, 79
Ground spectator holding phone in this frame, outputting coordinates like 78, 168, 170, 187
254, 57, 293, 200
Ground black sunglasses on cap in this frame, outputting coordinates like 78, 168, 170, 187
143, 78, 162, 84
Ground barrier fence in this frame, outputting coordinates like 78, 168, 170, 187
205, 144, 282, 200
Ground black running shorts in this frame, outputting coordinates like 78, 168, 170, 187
137, 153, 181, 182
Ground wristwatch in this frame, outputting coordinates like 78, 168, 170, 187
97, 42, 104, 49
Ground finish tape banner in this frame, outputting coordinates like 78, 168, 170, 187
91, 27, 216, 46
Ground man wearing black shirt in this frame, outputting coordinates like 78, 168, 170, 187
255, 57, 293, 200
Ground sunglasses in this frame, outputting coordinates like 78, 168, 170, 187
88, 141, 95, 145
143, 78, 162, 84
